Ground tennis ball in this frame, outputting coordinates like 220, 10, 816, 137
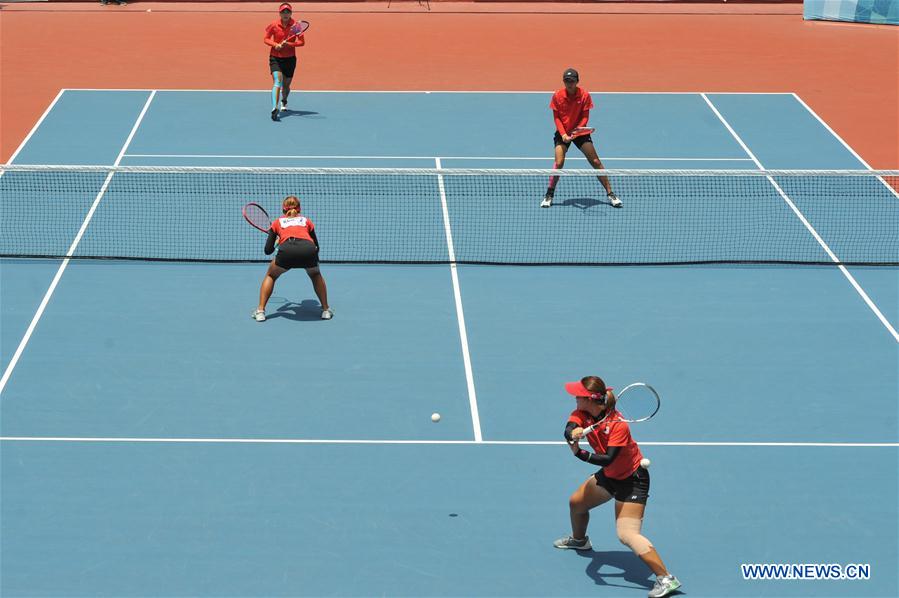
640, 458, 651, 468
431, 413, 441, 422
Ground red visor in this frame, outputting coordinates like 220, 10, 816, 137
565, 381, 612, 399
279, 3, 293, 12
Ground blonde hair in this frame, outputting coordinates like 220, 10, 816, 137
282, 196, 300, 217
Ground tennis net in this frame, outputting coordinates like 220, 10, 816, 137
1, 165, 897, 266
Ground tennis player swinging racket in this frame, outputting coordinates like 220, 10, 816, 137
541, 68, 621, 209
554, 375, 681, 598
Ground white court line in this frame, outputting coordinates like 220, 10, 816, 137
2, 89, 67, 166
0, 90, 67, 214
436, 157, 482, 442
124, 153, 754, 162
0, 437, 895, 447
701, 94, 899, 343
63, 88, 797, 95
791, 93, 899, 200
0, 91, 158, 396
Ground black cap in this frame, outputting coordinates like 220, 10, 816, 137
563, 68, 579, 81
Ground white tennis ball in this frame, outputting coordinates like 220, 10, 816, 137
146, 8, 152, 12
431, 413, 441, 422
640, 458, 651, 468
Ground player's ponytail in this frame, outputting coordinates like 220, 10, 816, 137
602, 389, 616, 416
282, 195, 300, 217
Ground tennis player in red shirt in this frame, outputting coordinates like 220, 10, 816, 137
554, 376, 681, 598
541, 69, 621, 209
253, 196, 332, 322
264, 3, 306, 121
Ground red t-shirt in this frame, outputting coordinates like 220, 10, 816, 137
568, 409, 643, 480
265, 18, 305, 58
550, 87, 594, 136
271, 215, 315, 244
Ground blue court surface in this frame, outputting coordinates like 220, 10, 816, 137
2, 90, 897, 597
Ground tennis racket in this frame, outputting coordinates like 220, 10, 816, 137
580, 383, 660, 435
570, 127, 595, 138
242, 203, 272, 233
281, 20, 310, 45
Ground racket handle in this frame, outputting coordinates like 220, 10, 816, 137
580, 424, 596, 437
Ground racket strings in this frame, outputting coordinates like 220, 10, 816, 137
244, 205, 271, 231
289, 21, 310, 38
613, 384, 660, 422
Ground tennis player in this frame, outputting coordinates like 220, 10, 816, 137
554, 376, 680, 598
264, 3, 305, 121
541, 68, 621, 209
253, 196, 332, 322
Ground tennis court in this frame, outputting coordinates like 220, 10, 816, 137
1, 86, 896, 597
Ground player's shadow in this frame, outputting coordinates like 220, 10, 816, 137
280, 109, 321, 119
266, 299, 324, 321
555, 196, 607, 211
577, 550, 659, 592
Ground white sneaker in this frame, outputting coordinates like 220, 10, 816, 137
321, 308, 333, 320
648, 575, 681, 597
252, 309, 266, 322
608, 191, 622, 208
280, 101, 287, 112
540, 193, 553, 208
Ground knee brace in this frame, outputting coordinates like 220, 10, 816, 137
616, 517, 653, 556
272, 73, 283, 110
